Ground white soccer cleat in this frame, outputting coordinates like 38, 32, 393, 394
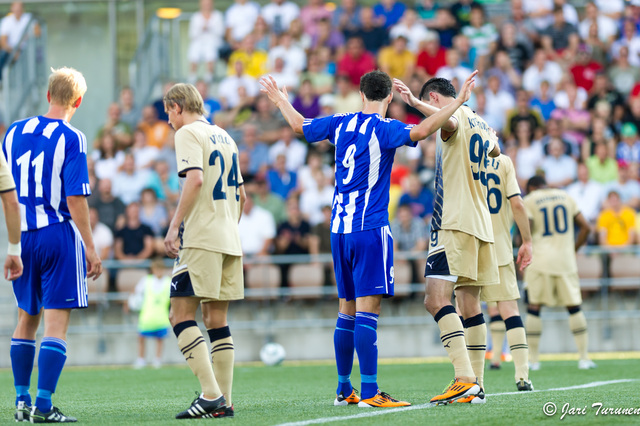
578, 359, 597, 370
529, 362, 541, 371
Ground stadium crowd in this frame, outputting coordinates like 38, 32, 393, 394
81, 0, 640, 290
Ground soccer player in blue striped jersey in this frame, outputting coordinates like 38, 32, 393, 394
2, 67, 102, 423
260, 70, 477, 407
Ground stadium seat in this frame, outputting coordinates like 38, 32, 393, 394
288, 263, 323, 299
576, 253, 603, 293
116, 268, 148, 294
245, 264, 281, 300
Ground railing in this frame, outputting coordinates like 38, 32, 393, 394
2, 18, 47, 123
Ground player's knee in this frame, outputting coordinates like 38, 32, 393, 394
566, 305, 581, 314
424, 295, 444, 316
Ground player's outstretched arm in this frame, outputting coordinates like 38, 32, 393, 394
510, 195, 533, 271
1, 190, 22, 280
574, 212, 592, 252
68, 195, 103, 280
259, 75, 305, 134
394, 78, 458, 133
409, 70, 477, 142
165, 169, 204, 258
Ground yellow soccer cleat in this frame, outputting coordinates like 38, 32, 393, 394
358, 391, 411, 408
334, 388, 360, 406
430, 379, 481, 405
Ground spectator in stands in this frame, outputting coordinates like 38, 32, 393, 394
504, 89, 544, 138
337, 37, 376, 87
114, 202, 155, 262
378, 35, 415, 80
416, 31, 446, 79
513, 120, 544, 188
346, 7, 388, 54
617, 123, 640, 166
416, 0, 439, 24
300, 170, 334, 225
595, 0, 624, 20
391, 203, 429, 286
267, 153, 298, 200
462, 4, 498, 58
268, 57, 299, 92
581, 116, 615, 162
550, 81, 590, 147
187, 0, 224, 84
90, 207, 114, 262
253, 174, 287, 224
261, 0, 300, 35
449, 0, 477, 29
583, 21, 608, 65
566, 163, 605, 224
389, 9, 429, 53
288, 17, 312, 50
227, 33, 269, 78
586, 73, 624, 116
92, 132, 125, 180
555, 0, 579, 25
522, 48, 562, 94
586, 142, 619, 184
611, 18, 640, 66
139, 188, 168, 237
239, 192, 276, 256
372, 0, 404, 29
570, 47, 603, 93
274, 197, 311, 288
541, 138, 577, 188
225, 0, 261, 48
119, 86, 138, 130
137, 105, 172, 149
219, 60, 259, 110
239, 123, 269, 175
311, 17, 344, 53
452, 34, 476, 70
509, 0, 539, 47
429, 7, 457, 49
301, 50, 334, 94
269, 126, 308, 171
246, 94, 286, 143
529, 80, 556, 121
606, 163, 640, 211
252, 16, 272, 51
540, 119, 573, 159
151, 81, 173, 122
112, 153, 151, 205
608, 46, 640, 95
300, 0, 333, 37
195, 80, 221, 123
269, 31, 307, 75
484, 73, 515, 132
292, 79, 321, 118
332, 0, 361, 36
579, 2, 617, 45
96, 103, 133, 150
497, 22, 531, 73
131, 129, 159, 170
597, 191, 637, 246
333, 74, 362, 114
89, 179, 126, 232
541, 5, 579, 56
146, 160, 179, 204
486, 50, 522, 96
0, 1, 37, 73
398, 174, 434, 221
522, 0, 553, 32
435, 49, 472, 86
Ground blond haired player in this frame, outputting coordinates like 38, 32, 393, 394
523, 176, 595, 371
164, 83, 246, 419
395, 77, 500, 404
481, 154, 533, 392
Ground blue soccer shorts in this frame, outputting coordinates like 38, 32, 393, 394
13, 221, 88, 315
331, 225, 395, 301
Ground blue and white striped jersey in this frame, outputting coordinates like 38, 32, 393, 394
303, 112, 415, 234
2, 116, 91, 231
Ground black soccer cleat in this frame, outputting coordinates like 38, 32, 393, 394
212, 405, 234, 418
29, 406, 77, 423
14, 401, 30, 422
517, 379, 534, 391
176, 393, 227, 419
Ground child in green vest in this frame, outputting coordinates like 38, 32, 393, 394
128, 258, 171, 368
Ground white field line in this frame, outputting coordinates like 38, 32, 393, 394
276, 379, 637, 426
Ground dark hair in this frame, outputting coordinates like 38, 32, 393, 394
419, 77, 457, 100
526, 175, 546, 193
360, 70, 392, 102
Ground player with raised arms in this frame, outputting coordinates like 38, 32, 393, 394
4, 67, 102, 423
394, 76, 500, 404
260, 69, 477, 407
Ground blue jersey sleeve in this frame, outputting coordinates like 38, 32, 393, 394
302, 115, 336, 143
379, 119, 416, 149
62, 131, 91, 197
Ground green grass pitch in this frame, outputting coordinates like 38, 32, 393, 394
1, 358, 639, 425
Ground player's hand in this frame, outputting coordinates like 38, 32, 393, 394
516, 241, 533, 271
456, 70, 478, 104
259, 75, 289, 107
4, 255, 23, 280
393, 78, 418, 107
164, 225, 180, 259
86, 248, 103, 280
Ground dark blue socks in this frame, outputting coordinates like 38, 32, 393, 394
355, 312, 379, 399
11, 338, 36, 406
36, 337, 67, 413
334, 313, 355, 396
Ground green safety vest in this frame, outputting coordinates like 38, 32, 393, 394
138, 275, 171, 332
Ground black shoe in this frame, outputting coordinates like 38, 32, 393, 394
14, 401, 30, 422
517, 379, 534, 391
30, 406, 77, 423
212, 405, 234, 418
176, 393, 226, 419
489, 363, 501, 370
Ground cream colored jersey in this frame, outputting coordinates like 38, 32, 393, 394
523, 188, 579, 274
175, 120, 244, 256
431, 105, 498, 243
0, 150, 15, 192
487, 154, 521, 266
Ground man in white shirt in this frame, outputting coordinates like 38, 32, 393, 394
187, 0, 225, 84
484, 73, 515, 131
595, 0, 624, 20
261, 0, 300, 35
435, 49, 473, 87
578, 2, 617, 44
219, 60, 259, 109
566, 163, 605, 223
239, 194, 276, 256
0, 1, 36, 72
389, 9, 429, 53
606, 164, 640, 210
541, 138, 577, 188
268, 32, 306, 75
522, 48, 562, 94
225, 0, 260, 46
522, 0, 553, 31
90, 207, 114, 261
268, 126, 308, 171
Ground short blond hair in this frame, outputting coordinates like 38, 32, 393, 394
163, 83, 205, 115
48, 67, 87, 108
